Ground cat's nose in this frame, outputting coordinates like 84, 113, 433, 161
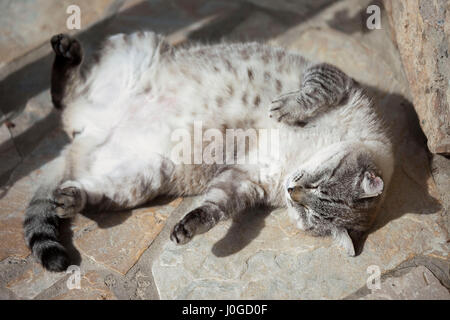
287, 185, 301, 193
286, 185, 302, 202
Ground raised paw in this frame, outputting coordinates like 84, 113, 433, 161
51, 34, 82, 63
269, 91, 308, 126
52, 181, 86, 218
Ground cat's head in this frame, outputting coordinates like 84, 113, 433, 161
285, 145, 385, 256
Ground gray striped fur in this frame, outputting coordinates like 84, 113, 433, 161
23, 32, 394, 271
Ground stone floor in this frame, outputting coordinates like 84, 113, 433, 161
0, 0, 448, 300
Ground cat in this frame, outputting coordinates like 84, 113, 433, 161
23, 31, 394, 272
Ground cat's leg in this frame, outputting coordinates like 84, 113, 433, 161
55, 155, 176, 214
24, 151, 175, 271
170, 168, 265, 245
50, 34, 83, 109
269, 63, 356, 125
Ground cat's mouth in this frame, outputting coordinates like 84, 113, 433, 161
287, 196, 309, 213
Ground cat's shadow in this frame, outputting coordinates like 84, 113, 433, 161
348, 86, 442, 256
79, 195, 177, 227
61, 196, 177, 266
212, 206, 273, 257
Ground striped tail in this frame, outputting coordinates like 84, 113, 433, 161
23, 191, 69, 272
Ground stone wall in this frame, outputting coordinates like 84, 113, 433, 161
384, 0, 450, 155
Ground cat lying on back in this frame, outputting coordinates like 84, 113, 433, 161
23, 32, 394, 271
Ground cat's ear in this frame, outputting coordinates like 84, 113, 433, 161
333, 228, 355, 257
360, 171, 383, 199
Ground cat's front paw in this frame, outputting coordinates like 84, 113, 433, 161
170, 220, 193, 245
170, 207, 211, 245
269, 91, 306, 126
52, 181, 86, 218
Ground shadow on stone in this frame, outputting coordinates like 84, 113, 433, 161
356, 84, 442, 255
81, 209, 133, 230
326, 0, 384, 35
212, 206, 272, 257
0, 126, 70, 201
79, 195, 177, 229
60, 195, 179, 267
60, 218, 82, 267
188, 0, 336, 43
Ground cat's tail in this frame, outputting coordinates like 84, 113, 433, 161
23, 156, 69, 272
23, 191, 69, 272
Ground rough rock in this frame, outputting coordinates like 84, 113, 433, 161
360, 265, 450, 300
384, 0, 450, 154
6, 263, 66, 299
51, 271, 116, 300
74, 198, 182, 275
431, 154, 450, 213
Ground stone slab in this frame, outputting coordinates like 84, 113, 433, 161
74, 198, 182, 275
6, 263, 66, 299
51, 271, 116, 300
361, 265, 450, 300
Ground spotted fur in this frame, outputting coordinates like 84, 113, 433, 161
23, 32, 394, 271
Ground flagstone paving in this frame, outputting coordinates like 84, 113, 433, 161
0, 0, 448, 300
359, 265, 450, 300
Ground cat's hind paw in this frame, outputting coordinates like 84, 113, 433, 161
52, 181, 86, 218
51, 34, 82, 63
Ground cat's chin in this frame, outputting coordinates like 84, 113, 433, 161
287, 205, 307, 231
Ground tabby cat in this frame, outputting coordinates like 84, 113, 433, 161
23, 32, 394, 271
